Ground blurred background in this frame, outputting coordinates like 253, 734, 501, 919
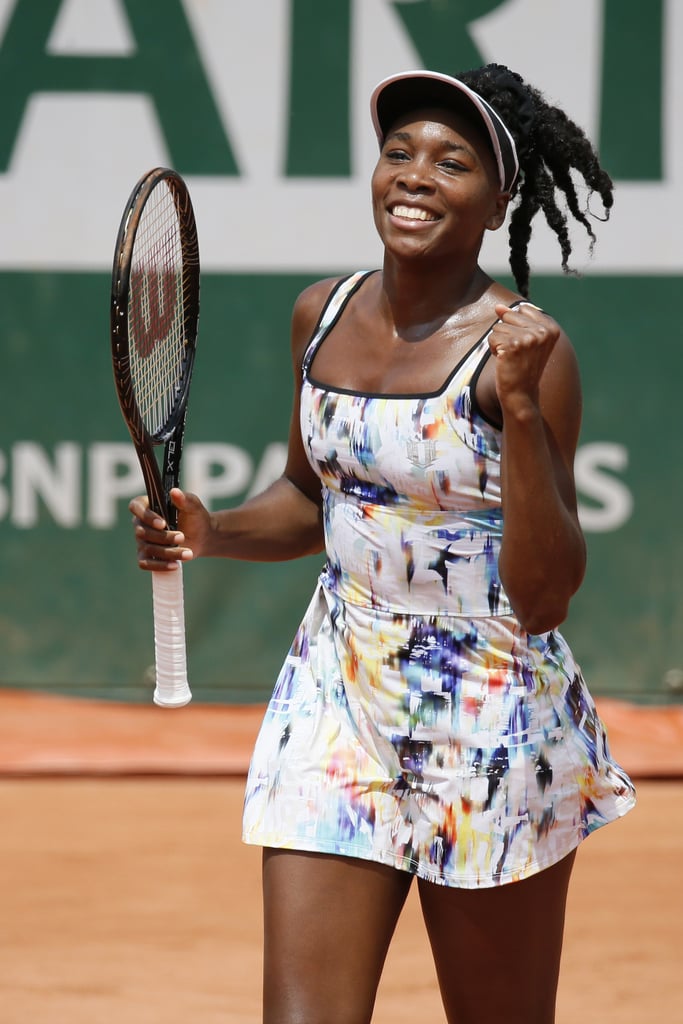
0, 0, 681, 762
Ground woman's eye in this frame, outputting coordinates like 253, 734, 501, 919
385, 149, 410, 161
439, 160, 466, 173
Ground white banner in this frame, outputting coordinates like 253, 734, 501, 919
0, 0, 680, 273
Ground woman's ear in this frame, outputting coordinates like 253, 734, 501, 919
485, 192, 511, 232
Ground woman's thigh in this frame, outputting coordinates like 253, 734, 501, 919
418, 850, 577, 1024
261, 848, 414, 1024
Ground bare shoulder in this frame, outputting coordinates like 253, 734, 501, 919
532, 318, 584, 459
511, 299, 582, 385
538, 317, 581, 394
290, 276, 345, 362
478, 301, 582, 437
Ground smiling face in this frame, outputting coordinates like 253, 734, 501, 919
371, 105, 510, 265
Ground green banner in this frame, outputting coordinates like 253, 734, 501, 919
1, 271, 681, 703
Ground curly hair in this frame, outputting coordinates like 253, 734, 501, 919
457, 63, 613, 298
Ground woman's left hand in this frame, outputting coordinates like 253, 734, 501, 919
488, 301, 585, 632
489, 303, 562, 419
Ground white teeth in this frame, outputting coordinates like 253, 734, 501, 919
391, 205, 436, 222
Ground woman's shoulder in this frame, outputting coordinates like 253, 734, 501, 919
289, 276, 343, 365
290, 273, 373, 359
291, 276, 344, 328
487, 283, 576, 356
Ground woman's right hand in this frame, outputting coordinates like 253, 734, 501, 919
129, 488, 212, 571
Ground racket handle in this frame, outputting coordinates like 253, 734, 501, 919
151, 567, 192, 707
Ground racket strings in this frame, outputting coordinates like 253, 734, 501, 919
128, 181, 188, 438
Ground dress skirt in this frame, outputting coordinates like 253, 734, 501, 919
242, 579, 636, 889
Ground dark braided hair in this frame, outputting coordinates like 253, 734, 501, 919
457, 63, 613, 298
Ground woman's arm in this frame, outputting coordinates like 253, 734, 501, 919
131, 277, 342, 570
487, 303, 586, 634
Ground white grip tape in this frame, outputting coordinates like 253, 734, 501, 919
151, 567, 192, 707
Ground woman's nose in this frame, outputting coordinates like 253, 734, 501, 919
397, 157, 433, 192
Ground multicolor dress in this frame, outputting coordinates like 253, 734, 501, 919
242, 271, 636, 888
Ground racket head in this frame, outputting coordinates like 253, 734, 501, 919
110, 167, 200, 523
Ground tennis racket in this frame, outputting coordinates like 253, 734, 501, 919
110, 167, 200, 708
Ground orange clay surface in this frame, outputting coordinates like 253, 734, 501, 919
1, 689, 683, 777
0, 776, 679, 1024
0, 689, 680, 1023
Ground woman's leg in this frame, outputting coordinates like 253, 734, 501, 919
418, 850, 577, 1024
261, 848, 413, 1024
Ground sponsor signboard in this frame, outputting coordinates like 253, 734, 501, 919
1, 0, 681, 702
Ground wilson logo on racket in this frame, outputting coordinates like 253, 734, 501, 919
129, 269, 180, 358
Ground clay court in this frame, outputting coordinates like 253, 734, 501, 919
0, 691, 681, 1023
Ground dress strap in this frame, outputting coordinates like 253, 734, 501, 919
302, 271, 375, 374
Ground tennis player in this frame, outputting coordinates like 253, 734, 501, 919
131, 64, 636, 1023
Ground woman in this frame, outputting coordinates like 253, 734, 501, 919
131, 65, 636, 1023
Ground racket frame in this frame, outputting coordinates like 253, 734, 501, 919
110, 167, 200, 706
110, 166, 200, 529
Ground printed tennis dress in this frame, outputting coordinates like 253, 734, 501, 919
242, 271, 636, 888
